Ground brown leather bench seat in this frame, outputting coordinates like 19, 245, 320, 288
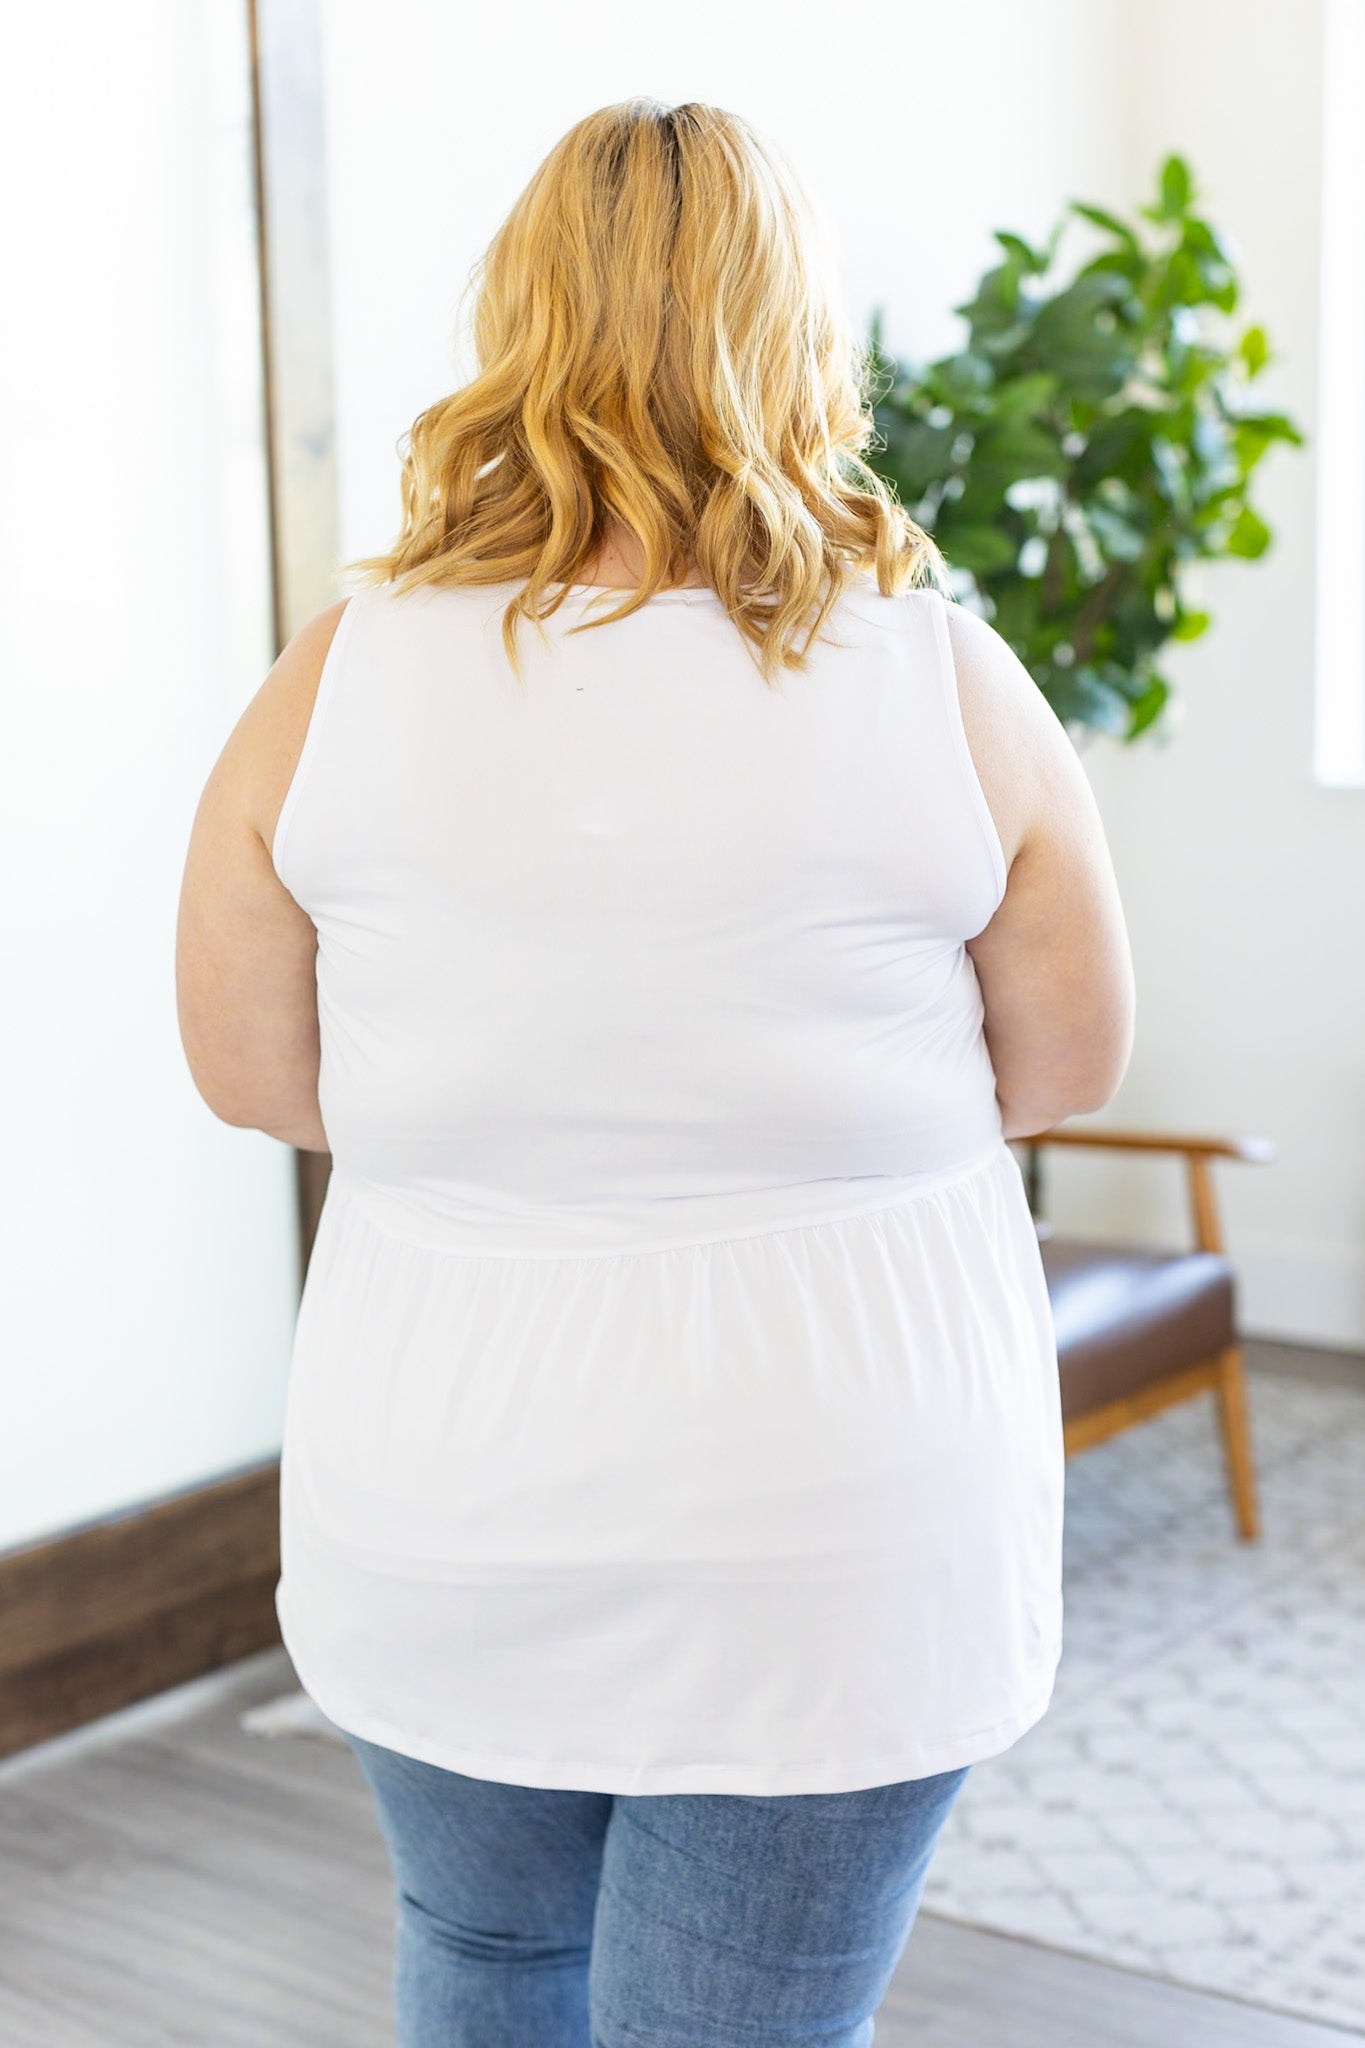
1040, 1238, 1237, 1421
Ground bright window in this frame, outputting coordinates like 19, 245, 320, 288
1314, 0, 1365, 788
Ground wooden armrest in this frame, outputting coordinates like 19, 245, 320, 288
1028, 1126, 1275, 1165
1022, 1124, 1275, 1256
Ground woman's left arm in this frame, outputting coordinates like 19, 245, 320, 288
175, 601, 350, 1151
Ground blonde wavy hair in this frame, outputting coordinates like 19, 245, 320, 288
345, 97, 949, 686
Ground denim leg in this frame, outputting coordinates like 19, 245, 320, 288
344, 1732, 613, 2048
589, 1767, 969, 2046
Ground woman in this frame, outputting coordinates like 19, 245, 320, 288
177, 97, 1133, 2048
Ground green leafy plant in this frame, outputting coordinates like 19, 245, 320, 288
865, 155, 1306, 738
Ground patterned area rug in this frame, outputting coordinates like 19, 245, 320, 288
245, 1367, 1365, 2033
923, 1367, 1365, 2034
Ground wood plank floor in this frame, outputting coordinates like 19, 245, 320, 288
0, 1646, 1355, 2047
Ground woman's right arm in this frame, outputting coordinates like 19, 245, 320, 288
946, 601, 1136, 1141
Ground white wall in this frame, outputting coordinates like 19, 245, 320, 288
1, 1, 300, 1551
1046, 0, 1365, 1348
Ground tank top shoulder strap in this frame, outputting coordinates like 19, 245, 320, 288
912, 587, 1009, 911
271, 585, 375, 889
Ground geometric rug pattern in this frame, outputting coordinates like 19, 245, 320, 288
922, 1368, 1365, 2034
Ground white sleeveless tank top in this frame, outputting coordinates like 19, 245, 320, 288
273, 573, 1064, 1795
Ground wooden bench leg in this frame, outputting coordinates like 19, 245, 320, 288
1214, 1345, 1260, 1541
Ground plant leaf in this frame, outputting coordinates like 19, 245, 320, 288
1159, 154, 1194, 217
941, 525, 1020, 575
1225, 504, 1272, 558
874, 416, 960, 496
1125, 674, 1170, 737
1230, 411, 1306, 464
1070, 200, 1141, 248
1238, 324, 1269, 376
994, 230, 1049, 273
990, 371, 1061, 422
936, 352, 996, 401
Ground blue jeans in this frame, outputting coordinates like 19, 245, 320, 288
343, 1730, 968, 2047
